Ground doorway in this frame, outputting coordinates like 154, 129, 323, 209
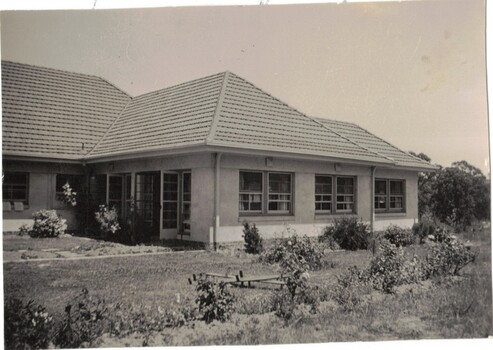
135, 171, 161, 241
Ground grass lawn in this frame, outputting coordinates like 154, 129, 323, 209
3, 228, 492, 346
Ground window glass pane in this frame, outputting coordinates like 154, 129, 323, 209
3, 172, 29, 204
390, 196, 404, 209
269, 173, 291, 193
240, 172, 262, 192
336, 177, 354, 194
390, 181, 404, 195
315, 176, 332, 194
375, 196, 387, 209
375, 180, 387, 195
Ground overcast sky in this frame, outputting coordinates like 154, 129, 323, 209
1, 0, 488, 173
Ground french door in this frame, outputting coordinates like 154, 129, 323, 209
161, 171, 191, 238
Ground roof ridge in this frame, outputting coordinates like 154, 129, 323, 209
132, 71, 227, 100
309, 117, 395, 164
226, 73, 393, 164
84, 97, 133, 158
2, 60, 103, 81
349, 122, 431, 166
98, 76, 132, 98
206, 71, 230, 144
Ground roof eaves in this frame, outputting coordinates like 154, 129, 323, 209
206, 71, 229, 144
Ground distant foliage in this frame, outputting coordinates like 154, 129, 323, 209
195, 278, 235, 323
94, 205, 121, 237
321, 216, 370, 251
4, 298, 54, 350
28, 209, 67, 238
242, 222, 263, 254
412, 219, 436, 244
382, 225, 415, 247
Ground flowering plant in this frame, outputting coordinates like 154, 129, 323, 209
94, 205, 121, 236
62, 182, 77, 207
28, 210, 67, 238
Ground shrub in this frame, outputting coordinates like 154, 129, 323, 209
261, 229, 323, 271
242, 221, 263, 254
54, 288, 107, 348
431, 227, 452, 243
195, 278, 235, 323
28, 209, 67, 238
94, 205, 121, 238
18, 223, 31, 236
4, 298, 54, 350
422, 239, 476, 278
320, 216, 370, 250
412, 220, 436, 244
382, 225, 415, 247
368, 241, 407, 293
333, 266, 371, 312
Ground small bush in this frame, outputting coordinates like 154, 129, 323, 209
261, 229, 323, 271
368, 241, 407, 293
18, 223, 31, 236
54, 288, 107, 348
320, 216, 370, 250
383, 225, 415, 247
431, 227, 452, 243
333, 266, 371, 311
94, 205, 121, 238
28, 209, 67, 238
4, 298, 54, 350
412, 220, 436, 244
195, 278, 235, 323
242, 221, 263, 254
422, 239, 476, 278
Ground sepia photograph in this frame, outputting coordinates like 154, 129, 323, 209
1, 0, 491, 348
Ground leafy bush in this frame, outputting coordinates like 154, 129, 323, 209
4, 298, 54, 350
422, 239, 476, 278
261, 229, 323, 271
242, 221, 263, 254
333, 266, 371, 312
368, 241, 408, 293
412, 220, 436, 244
382, 225, 415, 247
28, 209, 67, 238
430, 227, 452, 243
195, 278, 235, 323
94, 205, 121, 238
320, 216, 370, 250
54, 288, 107, 348
18, 223, 31, 236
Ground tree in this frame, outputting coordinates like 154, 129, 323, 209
430, 161, 490, 229
409, 151, 436, 218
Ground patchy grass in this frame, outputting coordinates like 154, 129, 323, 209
3, 227, 492, 345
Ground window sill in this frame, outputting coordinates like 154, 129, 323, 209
238, 214, 295, 223
375, 211, 407, 217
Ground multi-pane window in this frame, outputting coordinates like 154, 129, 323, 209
162, 173, 178, 229
55, 174, 85, 201
239, 172, 263, 213
374, 179, 405, 212
315, 175, 356, 214
336, 177, 355, 213
268, 173, 292, 213
3, 172, 29, 205
239, 171, 293, 214
315, 176, 332, 212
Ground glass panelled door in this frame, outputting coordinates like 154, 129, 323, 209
181, 172, 191, 236
162, 173, 179, 237
135, 172, 161, 241
108, 175, 124, 216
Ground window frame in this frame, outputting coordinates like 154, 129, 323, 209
374, 178, 406, 213
3, 172, 29, 205
239, 171, 264, 214
315, 174, 357, 215
239, 170, 294, 216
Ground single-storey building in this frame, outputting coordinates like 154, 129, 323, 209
2, 60, 437, 244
